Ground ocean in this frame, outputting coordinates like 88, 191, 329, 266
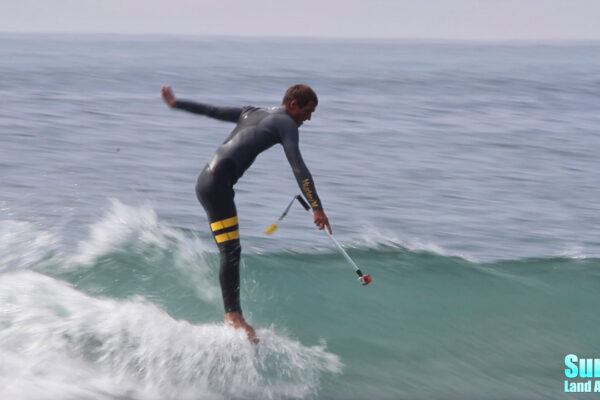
1, 34, 599, 399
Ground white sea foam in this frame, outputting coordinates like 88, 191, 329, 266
0, 271, 342, 400
72, 199, 207, 264
0, 219, 61, 272
555, 245, 590, 259
69, 199, 220, 303
355, 224, 478, 262
0, 200, 222, 304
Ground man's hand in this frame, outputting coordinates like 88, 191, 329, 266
161, 85, 176, 107
314, 209, 332, 234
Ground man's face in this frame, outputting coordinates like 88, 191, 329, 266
289, 100, 316, 127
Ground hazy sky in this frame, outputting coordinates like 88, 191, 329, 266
1, 0, 599, 40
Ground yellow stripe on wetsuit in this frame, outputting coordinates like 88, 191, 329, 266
210, 216, 239, 243
210, 216, 238, 231
214, 230, 239, 243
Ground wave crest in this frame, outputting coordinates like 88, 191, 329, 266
0, 271, 342, 400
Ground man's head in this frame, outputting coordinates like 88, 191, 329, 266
282, 84, 318, 127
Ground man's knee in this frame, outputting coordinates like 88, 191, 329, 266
218, 238, 241, 261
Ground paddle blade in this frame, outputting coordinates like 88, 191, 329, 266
264, 223, 279, 234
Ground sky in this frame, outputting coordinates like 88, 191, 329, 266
1, 0, 599, 40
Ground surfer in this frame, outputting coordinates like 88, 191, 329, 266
161, 84, 331, 343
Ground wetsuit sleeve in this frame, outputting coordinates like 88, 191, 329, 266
173, 100, 243, 123
280, 125, 323, 211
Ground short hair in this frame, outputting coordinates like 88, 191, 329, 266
282, 84, 318, 108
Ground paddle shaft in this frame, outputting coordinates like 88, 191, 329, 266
295, 195, 366, 278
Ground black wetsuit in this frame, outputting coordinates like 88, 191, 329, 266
174, 100, 323, 313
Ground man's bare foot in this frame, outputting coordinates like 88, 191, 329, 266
225, 311, 259, 344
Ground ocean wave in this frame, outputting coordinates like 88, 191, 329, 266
0, 271, 342, 400
2, 199, 597, 283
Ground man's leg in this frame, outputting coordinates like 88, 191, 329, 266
196, 165, 257, 343
210, 216, 242, 313
210, 216, 258, 343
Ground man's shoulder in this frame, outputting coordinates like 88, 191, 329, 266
240, 106, 280, 120
240, 105, 261, 115
265, 107, 297, 130
241, 106, 297, 135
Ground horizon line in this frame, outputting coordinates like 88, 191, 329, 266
1, 31, 600, 44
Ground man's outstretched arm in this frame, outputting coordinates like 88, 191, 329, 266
161, 85, 243, 123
